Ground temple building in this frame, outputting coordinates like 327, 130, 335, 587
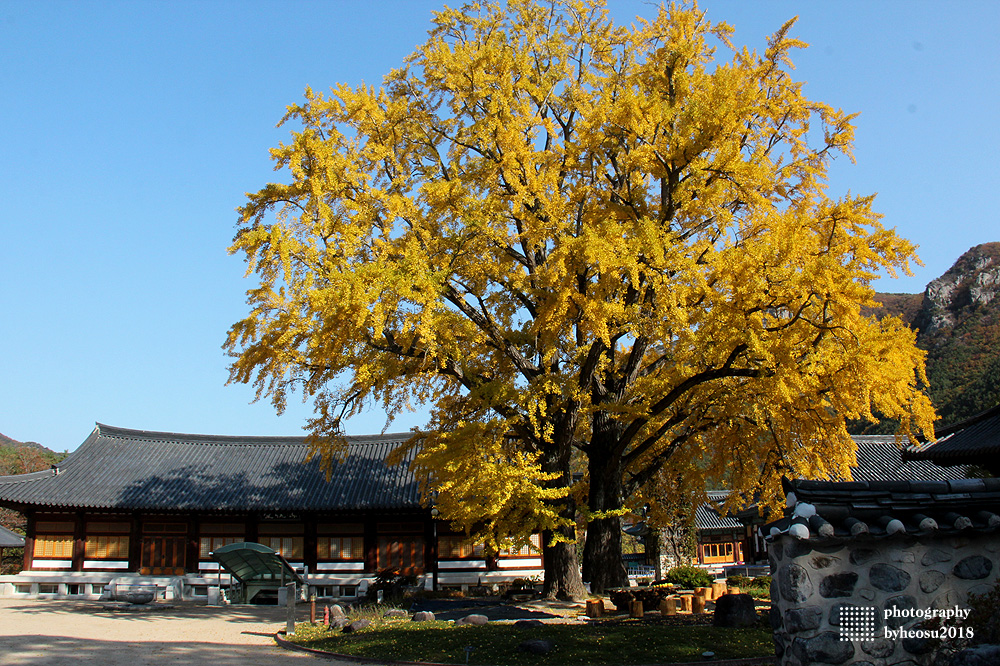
0, 424, 543, 600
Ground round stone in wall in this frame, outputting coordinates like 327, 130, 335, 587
850, 547, 879, 566
883, 595, 917, 629
820, 572, 859, 598
954, 555, 993, 580
810, 555, 840, 570
869, 563, 911, 592
921, 548, 953, 566
919, 570, 945, 594
860, 638, 893, 658
791, 632, 855, 665
784, 606, 822, 632
778, 563, 814, 603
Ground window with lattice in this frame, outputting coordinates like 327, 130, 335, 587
33, 535, 73, 558
505, 533, 542, 556
259, 537, 303, 559
84, 535, 129, 559
198, 536, 242, 559
317, 536, 364, 560
439, 536, 485, 559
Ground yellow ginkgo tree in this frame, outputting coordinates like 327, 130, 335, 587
226, 0, 934, 598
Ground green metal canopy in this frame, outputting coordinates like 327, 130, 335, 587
210, 542, 303, 585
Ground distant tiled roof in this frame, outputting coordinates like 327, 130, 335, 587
903, 404, 1000, 469
766, 477, 1000, 541
696, 491, 745, 531
0, 424, 422, 512
0, 525, 24, 548
851, 435, 970, 481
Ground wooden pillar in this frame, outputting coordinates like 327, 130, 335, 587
128, 512, 142, 572
304, 515, 317, 573
72, 511, 85, 572
245, 513, 258, 544
186, 515, 199, 573
364, 517, 377, 573
22, 511, 35, 571
424, 515, 437, 589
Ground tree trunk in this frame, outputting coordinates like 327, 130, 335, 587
581, 419, 629, 594
541, 523, 587, 600
538, 421, 587, 601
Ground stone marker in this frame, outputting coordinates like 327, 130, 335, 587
412, 611, 436, 622
455, 614, 489, 626
518, 638, 554, 655
329, 604, 346, 619
712, 593, 758, 628
342, 619, 370, 633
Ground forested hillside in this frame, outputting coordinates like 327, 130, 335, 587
869, 242, 1000, 431
0, 433, 64, 536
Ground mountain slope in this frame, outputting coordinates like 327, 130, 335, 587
871, 242, 1000, 429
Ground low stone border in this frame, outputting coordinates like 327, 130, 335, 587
273, 631, 775, 666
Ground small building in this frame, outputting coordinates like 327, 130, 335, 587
0, 424, 543, 600
903, 403, 1000, 475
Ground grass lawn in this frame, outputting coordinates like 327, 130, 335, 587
286, 615, 774, 665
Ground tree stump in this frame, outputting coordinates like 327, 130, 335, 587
586, 599, 603, 618
692, 595, 706, 614
712, 582, 727, 599
629, 599, 643, 618
659, 596, 677, 615
680, 595, 693, 612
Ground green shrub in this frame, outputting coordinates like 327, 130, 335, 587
663, 565, 713, 589
750, 575, 771, 588
726, 574, 752, 589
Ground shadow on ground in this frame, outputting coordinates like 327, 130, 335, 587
0, 635, 314, 666
409, 597, 562, 621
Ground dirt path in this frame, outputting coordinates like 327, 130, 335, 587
0, 598, 360, 666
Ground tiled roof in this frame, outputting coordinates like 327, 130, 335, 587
851, 435, 970, 481
0, 525, 24, 548
0, 424, 422, 512
696, 491, 745, 531
766, 477, 1000, 542
903, 404, 1000, 468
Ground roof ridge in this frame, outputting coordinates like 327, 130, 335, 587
95, 423, 417, 446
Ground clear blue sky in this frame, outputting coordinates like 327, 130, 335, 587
1, 1, 997, 452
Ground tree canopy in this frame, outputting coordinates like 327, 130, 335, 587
226, 0, 935, 596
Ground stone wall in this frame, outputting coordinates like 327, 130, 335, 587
769, 533, 998, 666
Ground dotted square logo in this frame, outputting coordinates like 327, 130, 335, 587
839, 606, 877, 641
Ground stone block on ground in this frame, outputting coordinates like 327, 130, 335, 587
384, 608, 408, 618
455, 613, 489, 626
412, 610, 436, 622
514, 619, 545, 628
329, 604, 346, 619
712, 593, 758, 628
342, 619, 370, 633
518, 638, 554, 655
